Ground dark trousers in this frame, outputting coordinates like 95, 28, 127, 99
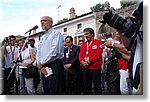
64, 70, 81, 95
42, 59, 65, 95
107, 61, 121, 95
82, 69, 102, 95
32, 66, 40, 94
4, 68, 16, 95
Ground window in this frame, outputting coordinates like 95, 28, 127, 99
64, 28, 67, 33
77, 23, 82, 29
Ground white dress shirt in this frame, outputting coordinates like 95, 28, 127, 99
37, 28, 64, 65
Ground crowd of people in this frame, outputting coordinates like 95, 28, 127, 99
1, 15, 143, 95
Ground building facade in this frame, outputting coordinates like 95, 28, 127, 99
53, 11, 96, 44
29, 1, 136, 46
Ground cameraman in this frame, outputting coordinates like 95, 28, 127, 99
103, 33, 121, 95
114, 32, 130, 95
102, 0, 143, 94
2, 35, 19, 95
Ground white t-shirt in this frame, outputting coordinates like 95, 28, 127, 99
20, 47, 32, 64
4, 46, 18, 69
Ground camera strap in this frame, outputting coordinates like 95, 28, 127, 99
137, 31, 143, 42
19, 50, 23, 63
127, 33, 137, 52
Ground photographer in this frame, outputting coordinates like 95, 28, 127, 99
114, 32, 130, 94
100, 0, 143, 95
104, 36, 121, 95
2, 35, 19, 95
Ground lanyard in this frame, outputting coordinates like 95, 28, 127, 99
86, 41, 92, 55
19, 50, 23, 63
10, 46, 15, 60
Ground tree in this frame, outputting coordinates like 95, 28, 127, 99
120, 0, 137, 8
57, 18, 68, 24
90, 3, 104, 12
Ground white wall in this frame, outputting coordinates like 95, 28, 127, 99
0, 39, 3, 94
31, 12, 97, 45
53, 13, 96, 44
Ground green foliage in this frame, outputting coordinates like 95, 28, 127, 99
90, 3, 104, 12
120, 0, 137, 8
57, 18, 68, 24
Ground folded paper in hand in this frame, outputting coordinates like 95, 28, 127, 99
45, 67, 53, 77
19, 66, 27, 69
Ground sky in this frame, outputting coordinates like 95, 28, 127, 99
0, 0, 122, 40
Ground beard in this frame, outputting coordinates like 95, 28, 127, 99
42, 25, 46, 30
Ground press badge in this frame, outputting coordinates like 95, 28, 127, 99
45, 67, 53, 77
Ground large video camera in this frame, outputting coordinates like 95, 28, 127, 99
99, 1, 143, 38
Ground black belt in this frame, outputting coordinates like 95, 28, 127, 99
43, 59, 62, 67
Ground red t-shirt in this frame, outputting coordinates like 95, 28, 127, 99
118, 40, 128, 70
118, 58, 128, 70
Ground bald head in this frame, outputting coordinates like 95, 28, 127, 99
41, 16, 53, 31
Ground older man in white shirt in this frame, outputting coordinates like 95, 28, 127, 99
37, 16, 64, 95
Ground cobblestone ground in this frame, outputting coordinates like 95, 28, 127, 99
36, 80, 44, 95
0, 76, 109, 95
0, 78, 3, 94
36, 82, 109, 95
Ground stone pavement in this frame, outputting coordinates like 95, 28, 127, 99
36, 80, 44, 95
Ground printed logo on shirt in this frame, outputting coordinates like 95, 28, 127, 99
92, 45, 97, 49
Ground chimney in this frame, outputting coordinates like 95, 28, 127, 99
70, 7, 76, 19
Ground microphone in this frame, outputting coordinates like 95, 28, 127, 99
25, 25, 38, 34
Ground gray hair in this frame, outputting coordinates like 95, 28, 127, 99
47, 16, 53, 24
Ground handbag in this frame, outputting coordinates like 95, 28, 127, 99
22, 65, 33, 78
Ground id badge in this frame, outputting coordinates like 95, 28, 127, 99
66, 53, 69, 58
84, 57, 89, 62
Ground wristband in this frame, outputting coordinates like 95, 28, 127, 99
39, 66, 43, 70
40, 67, 45, 70
111, 41, 115, 47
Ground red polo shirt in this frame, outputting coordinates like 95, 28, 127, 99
79, 39, 103, 70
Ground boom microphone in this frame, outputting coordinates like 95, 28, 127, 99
25, 25, 38, 34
